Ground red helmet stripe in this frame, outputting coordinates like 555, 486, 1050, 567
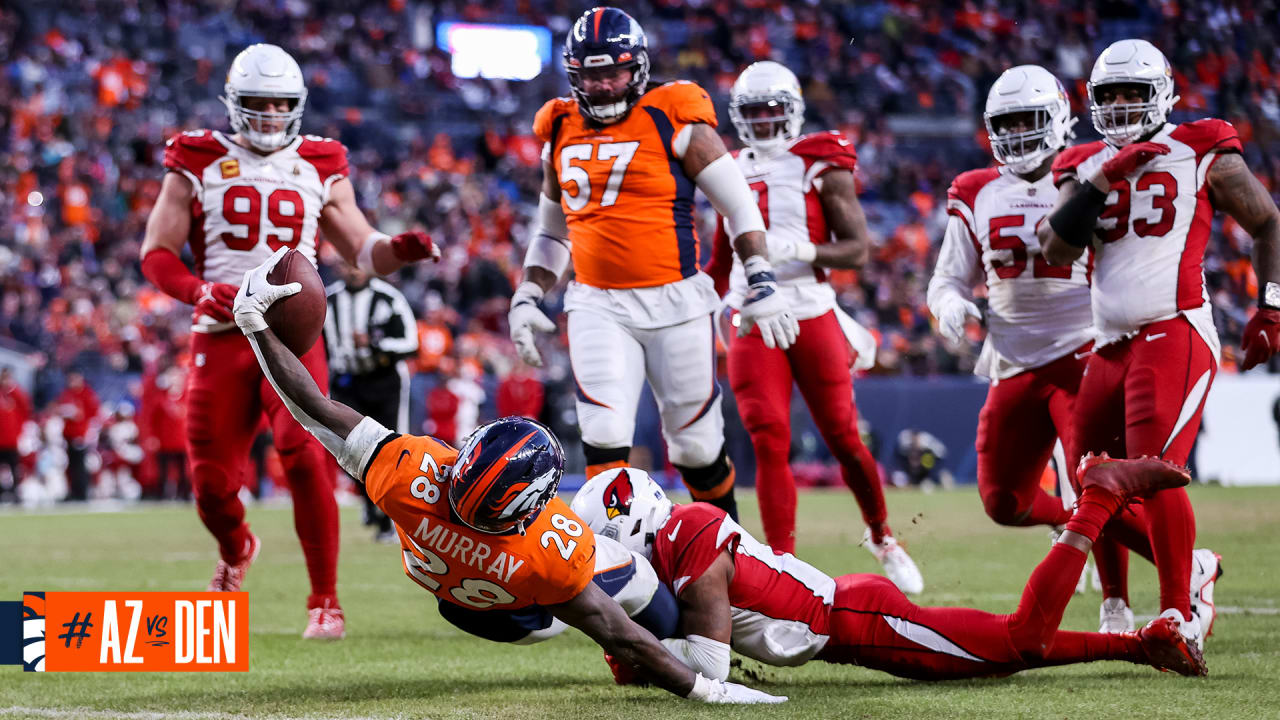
456, 430, 540, 521
592, 7, 603, 41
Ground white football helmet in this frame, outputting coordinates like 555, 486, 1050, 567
221, 44, 307, 152
1088, 39, 1179, 146
984, 65, 1075, 174
569, 467, 672, 559
729, 61, 805, 156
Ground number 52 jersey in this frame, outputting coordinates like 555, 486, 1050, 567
360, 433, 597, 610
163, 129, 349, 292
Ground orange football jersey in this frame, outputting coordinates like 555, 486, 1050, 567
364, 434, 596, 609
534, 81, 717, 290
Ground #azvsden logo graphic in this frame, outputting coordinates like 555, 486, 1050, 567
1, 592, 248, 672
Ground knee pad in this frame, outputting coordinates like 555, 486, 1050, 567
667, 432, 724, 469
674, 445, 733, 496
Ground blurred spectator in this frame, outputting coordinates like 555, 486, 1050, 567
54, 371, 99, 501
0, 367, 31, 501
496, 366, 545, 420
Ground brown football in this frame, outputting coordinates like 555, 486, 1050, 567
263, 249, 326, 357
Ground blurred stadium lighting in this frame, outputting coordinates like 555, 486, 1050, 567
436, 22, 552, 81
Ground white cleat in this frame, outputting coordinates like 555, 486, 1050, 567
1099, 597, 1135, 633
1158, 607, 1203, 652
864, 529, 924, 595
1189, 548, 1222, 639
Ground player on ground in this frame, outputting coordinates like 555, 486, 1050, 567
1039, 39, 1280, 644
139, 44, 441, 639
703, 61, 921, 593
573, 465, 1206, 683
507, 7, 796, 519
927, 66, 1089, 537
230, 250, 783, 705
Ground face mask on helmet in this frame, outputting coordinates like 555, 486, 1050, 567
563, 7, 651, 125
986, 108, 1056, 174
1089, 81, 1164, 146
569, 467, 672, 559
448, 417, 565, 535
729, 95, 803, 155
224, 94, 305, 151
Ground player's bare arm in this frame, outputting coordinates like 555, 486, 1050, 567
658, 548, 735, 681
141, 173, 195, 258
547, 580, 699, 696
815, 168, 872, 269
319, 178, 440, 277
1208, 153, 1280, 291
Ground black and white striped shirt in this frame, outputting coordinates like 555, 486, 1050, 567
323, 278, 419, 376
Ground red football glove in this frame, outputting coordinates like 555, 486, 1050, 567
603, 652, 646, 686
389, 230, 441, 263
1101, 142, 1170, 184
1241, 308, 1280, 371
193, 281, 238, 322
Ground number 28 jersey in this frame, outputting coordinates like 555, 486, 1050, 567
1052, 119, 1242, 354
163, 129, 348, 299
361, 433, 596, 610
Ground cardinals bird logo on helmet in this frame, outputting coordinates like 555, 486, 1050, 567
604, 469, 635, 519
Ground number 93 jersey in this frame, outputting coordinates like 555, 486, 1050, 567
1052, 119, 1242, 353
163, 129, 349, 286
361, 433, 597, 610
534, 81, 717, 290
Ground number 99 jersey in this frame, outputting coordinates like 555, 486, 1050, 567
361, 433, 597, 610
163, 129, 349, 289
533, 81, 717, 290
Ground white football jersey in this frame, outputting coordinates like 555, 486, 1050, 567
929, 166, 1093, 380
1052, 119, 1242, 358
719, 131, 858, 321
164, 129, 349, 327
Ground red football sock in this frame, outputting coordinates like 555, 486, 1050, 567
1008, 542, 1089, 658
1038, 629, 1144, 666
1145, 487, 1196, 619
1063, 486, 1122, 543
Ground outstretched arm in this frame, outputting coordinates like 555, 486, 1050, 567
660, 549, 734, 681
321, 178, 440, 277
233, 249, 391, 475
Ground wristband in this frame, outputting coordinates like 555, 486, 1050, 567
1263, 281, 1280, 311
357, 231, 390, 274
742, 255, 776, 286
794, 241, 818, 263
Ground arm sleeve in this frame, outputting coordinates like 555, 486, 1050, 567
695, 155, 765, 239
660, 635, 731, 682
926, 216, 983, 314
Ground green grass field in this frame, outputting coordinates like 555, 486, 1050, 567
3, 485, 1279, 720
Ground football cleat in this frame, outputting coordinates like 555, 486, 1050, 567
1135, 615, 1208, 677
303, 599, 345, 640
864, 529, 924, 595
1076, 452, 1191, 505
207, 533, 260, 593
1158, 607, 1204, 652
1189, 548, 1223, 638
1099, 597, 1135, 633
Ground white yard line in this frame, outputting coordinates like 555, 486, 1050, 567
0, 707, 403, 720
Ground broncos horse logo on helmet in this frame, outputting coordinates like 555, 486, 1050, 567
448, 417, 565, 535
563, 6, 650, 124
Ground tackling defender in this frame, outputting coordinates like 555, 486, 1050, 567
1039, 39, 1280, 643
140, 44, 440, 638
704, 60, 921, 593
230, 249, 784, 704
508, 7, 797, 518
574, 465, 1205, 683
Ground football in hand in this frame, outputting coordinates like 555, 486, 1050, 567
263, 249, 327, 356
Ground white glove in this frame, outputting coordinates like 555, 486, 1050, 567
508, 281, 556, 367
933, 295, 981, 345
686, 673, 787, 704
766, 235, 817, 265
737, 256, 800, 350
233, 247, 301, 335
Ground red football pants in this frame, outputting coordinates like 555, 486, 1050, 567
728, 310, 887, 554
1072, 315, 1216, 615
186, 330, 339, 606
976, 347, 1088, 527
817, 564, 1141, 679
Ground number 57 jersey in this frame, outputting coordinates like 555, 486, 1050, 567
163, 129, 348, 290
361, 433, 597, 610
934, 166, 1093, 379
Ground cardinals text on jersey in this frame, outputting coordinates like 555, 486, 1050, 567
652, 503, 834, 666
163, 129, 348, 287
943, 166, 1094, 378
722, 131, 858, 321
1052, 119, 1242, 354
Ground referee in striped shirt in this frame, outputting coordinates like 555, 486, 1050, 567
324, 264, 419, 542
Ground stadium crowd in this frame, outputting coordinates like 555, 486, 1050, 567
2, 0, 1279, 501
